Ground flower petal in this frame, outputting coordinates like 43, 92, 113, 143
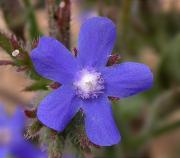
9, 108, 25, 140
31, 36, 79, 84
77, 17, 116, 68
101, 62, 153, 98
0, 105, 8, 125
83, 96, 121, 146
11, 108, 25, 132
37, 86, 80, 131
0, 147, 9, 158
10, 141, 47, 158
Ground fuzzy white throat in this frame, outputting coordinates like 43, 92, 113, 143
74, 69, 104, 99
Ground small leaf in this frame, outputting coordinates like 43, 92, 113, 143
24, 108, 37, 118
24, 80, 51, 91
152, 120, 180, 137
0, 31, 14, 54
107, 54, 121, 66
22, 0, 42, 40
49, 82, 61, 89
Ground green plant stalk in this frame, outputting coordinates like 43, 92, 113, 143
46, 0, 59, 38
0, 0, 26, 39
135, 120, 180, 147
22, 0, 42, 40
118, 0, 133, 54
55, 0, 71, 49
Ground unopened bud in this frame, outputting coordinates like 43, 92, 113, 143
108, 96, 120, 101
24, 109, 37, 118
73, 47, 78, 57
48, 82, 61, 89
107, 54, 121, 66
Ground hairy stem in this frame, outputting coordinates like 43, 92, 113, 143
22, 0, 41, 40
55, 0, 71, 49
46, 0, 59, 37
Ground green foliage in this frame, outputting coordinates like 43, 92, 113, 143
65, 112, 94, 153
0, 32, 14, 54
25, 80, 51, 91
22, 0, 42, 40
0, 0, 26, 39
0, 32, 49, 85
158, 34, 180, 88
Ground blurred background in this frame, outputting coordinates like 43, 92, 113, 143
0, 0, 180, 158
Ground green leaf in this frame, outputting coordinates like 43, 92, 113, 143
25, 80, 51, 91
0, 32, 14, 54
22, 0, 42, 40
0, 0, 26, 39
152, 120, 180, 137
131, 120, 180, 149
158, 34, 180, 88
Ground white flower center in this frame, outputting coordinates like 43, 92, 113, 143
0, 127, 12, 145
74, 69, 104, 99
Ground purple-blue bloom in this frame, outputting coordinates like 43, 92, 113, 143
0, 105, 46, 158
31, 17, 153, 146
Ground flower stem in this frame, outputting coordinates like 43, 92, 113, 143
46, 0, 59, 38
55, 0, 71, 49
22, 0, 42, 40
46, 0, 71, 49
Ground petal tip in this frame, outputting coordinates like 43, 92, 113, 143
83, 16, 116, 27
88, 132, 121, 146
37, 108, 62, 132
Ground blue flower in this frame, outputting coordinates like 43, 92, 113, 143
31, 17, 153, 146
0, 105, 46, 158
